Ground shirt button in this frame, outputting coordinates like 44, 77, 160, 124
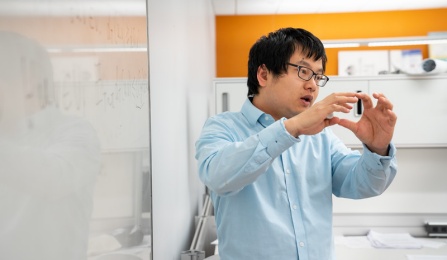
286, 169, 290, 174
264, 116, 269, 120
299, 241, 305, 247
292, 204, 297, 210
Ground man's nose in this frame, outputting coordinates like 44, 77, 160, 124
304, 76, 317, 91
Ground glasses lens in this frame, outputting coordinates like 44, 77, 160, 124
317, 77, 328, 87
298, 67, 313, 81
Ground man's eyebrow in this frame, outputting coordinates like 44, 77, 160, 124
297, 60, 323, 73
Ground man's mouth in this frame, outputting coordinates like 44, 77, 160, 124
301, 95, 313, 105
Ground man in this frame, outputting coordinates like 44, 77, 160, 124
195, 27, 397, 259
0, 31, 101, 260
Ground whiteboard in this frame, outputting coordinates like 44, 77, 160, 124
55, 80, 150, 151
0, 4, 152, 260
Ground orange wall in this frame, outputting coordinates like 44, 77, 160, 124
216, 8, 447, 76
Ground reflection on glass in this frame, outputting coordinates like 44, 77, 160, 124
0, 1, 151, 260
0, 30, 102, 260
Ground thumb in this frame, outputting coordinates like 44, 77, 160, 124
337, 118, 357, 133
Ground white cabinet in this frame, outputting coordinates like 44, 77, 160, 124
213, 78, 247, 114
320, 75, 447, 147
213, 75, 447, 147
369, 77, 447, 147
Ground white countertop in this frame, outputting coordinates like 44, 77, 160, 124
335, 238, 447, 260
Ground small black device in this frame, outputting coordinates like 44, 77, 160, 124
425, 222, 447, 237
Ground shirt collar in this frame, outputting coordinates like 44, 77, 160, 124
241, 98, 275, 128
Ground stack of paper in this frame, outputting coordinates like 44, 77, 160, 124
367, 230, 423, 249
335, 236, 373, 248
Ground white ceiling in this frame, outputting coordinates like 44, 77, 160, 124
1, 0, 447, 16
211, 0, 447, 15
0, 0, 146, 16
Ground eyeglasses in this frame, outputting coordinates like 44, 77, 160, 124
287, 63, 330, 87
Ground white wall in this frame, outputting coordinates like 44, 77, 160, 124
147, 0, 215, 259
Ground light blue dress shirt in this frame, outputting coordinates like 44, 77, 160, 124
195, 99, 397, 260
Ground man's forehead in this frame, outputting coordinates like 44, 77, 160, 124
294, 55, 324, 72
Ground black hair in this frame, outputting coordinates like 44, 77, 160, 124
247, 27, 327, 96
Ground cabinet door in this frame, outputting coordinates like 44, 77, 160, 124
317, 79, 369, 147
214, 79, 247, 114
369, 78, 447, 147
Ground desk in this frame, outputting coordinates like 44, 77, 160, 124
204, 239, 447, 260
335, 239, 447, 260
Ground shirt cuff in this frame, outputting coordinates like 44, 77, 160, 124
363, 143, 396, 169
257, 118, 300, 158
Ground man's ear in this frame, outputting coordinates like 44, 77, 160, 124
257, 64, 268, 87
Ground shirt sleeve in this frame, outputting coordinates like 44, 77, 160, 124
195, 117, 299, 196
331, 135, 398, 199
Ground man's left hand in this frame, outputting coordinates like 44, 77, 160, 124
338, 92, 397, 156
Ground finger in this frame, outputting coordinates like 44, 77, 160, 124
385, 109, 398, 127
356, 92, 374, 109
330, 92, 358, 98
374, 93, 394, 111
325, 116, 340, 126
337, 118, 358, 133
328, 103, 354, 116
325, 92, 358, 104
372, 92, 386, 99
331, 96, 358, 108
316, 94, 357, 117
